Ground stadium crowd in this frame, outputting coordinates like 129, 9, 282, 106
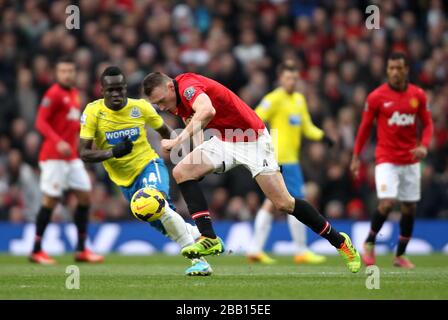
0, 0, 447, 224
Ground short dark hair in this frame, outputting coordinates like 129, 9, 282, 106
387, 52, 409, 66
142, 72, 171, 97
56, 55, 75, 66
100, 66, 125, 85
277, 59, 298, 75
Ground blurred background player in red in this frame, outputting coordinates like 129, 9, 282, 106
29, 56, 103, 265
351, 52, 433, 269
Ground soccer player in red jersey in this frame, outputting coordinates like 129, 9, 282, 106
351, 52, 433, 269
142, 72, 361, 273
30, 56, 103, 264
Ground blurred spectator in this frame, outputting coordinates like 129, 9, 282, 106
346, 199, 368, 220
17, 67, 38, 128
4, 149, 41, 221
0, 81, 18, 134
179, 28, 210, 71
325, 200, 344, 220
225, 196, 252, 221
233, 28, 266, 68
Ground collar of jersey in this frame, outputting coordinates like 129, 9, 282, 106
173, 79, 181, 108
104, 97, 128, 111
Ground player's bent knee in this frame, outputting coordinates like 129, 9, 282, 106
379, 199, 395, 214
272, 196, 295, 213
75, 192, 91, 206
42, 195, 59, 209
172, 165, 187, 183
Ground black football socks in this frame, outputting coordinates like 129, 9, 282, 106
397, 213, 414, 257
290, 199, 345, 248
178, 180, 217, 239
74, 204, 89, 252
365, 209, 389, 244
32, 206, 53, 253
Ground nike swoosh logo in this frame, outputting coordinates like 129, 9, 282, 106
136, 203, 151, 211
384, 102, 393, 108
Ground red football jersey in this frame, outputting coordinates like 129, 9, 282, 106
353, 83, 433, 165
173, 73, 265, 142
35, 83, 81, 161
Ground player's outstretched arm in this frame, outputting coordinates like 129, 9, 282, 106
79, 138, 113, 162
79, 137, 133, 162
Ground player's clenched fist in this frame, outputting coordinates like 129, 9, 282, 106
112, 136, 133, 158
410, 145, 428, 161
56, 140, 72, 157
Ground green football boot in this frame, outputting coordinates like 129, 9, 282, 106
337, 232, 361, 273
181, 236, 225, 259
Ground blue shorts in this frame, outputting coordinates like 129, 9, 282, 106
120, 158, 173, 234
281, 163, 305, 199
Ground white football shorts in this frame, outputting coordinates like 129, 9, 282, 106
39, 159, 92, 197
196, 128, 280, 177
375, 162, 421, 202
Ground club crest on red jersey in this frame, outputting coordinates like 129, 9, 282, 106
184, 87, 196, 101
409, 97, 419, 108
41, 97, 51, 108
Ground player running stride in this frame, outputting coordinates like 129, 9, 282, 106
247, 60, 329, 265
143, 71, 361, 273
30, 56, 103, 264
79, 66, 211, 276
351, 52, 433, 269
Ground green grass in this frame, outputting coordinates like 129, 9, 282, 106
0, 253, 447, 299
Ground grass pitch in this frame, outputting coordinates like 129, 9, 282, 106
0, 253, 447, 300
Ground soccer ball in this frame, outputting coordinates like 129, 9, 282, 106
130, 188, 166, 222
